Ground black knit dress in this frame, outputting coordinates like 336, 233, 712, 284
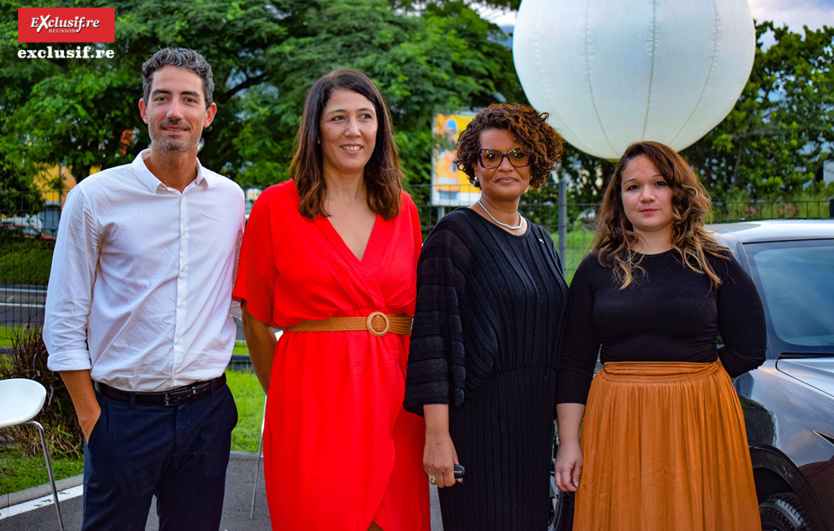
404, 208, 568, 531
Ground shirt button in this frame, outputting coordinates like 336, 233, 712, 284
177, 302, 184, 308
175, 339, 182, 345
181, 266, 187, 272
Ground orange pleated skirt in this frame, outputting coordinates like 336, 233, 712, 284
573, 361, 761, 531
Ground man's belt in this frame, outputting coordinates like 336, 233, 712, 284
94, 374, 226, 407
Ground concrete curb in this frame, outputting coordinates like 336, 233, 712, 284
0, 451, 261, 509
1, 474, 82, 509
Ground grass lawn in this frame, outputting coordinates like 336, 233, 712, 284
0, 369, 263, 496
227, 369, 264, 453
0, 326, 21, 348
233, 341, 249, 355
551, 227, 594, 284
0, 448, 84, 495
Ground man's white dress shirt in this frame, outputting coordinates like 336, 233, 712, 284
44, 150, 245, 392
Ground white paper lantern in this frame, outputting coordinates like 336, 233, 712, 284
513, 0, 756, 160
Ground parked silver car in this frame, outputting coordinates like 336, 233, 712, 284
711, 220, 834, 531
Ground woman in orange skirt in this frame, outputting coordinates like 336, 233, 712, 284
554, 141, 766, 530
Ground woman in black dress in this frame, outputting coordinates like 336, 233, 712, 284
404, 103, 566, 530
553, 141, 766, 530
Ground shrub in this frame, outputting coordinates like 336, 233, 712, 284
0, 239, 54, 285
0, 326, 82, 458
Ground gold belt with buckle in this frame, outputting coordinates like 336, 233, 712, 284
282, 312, 412, 337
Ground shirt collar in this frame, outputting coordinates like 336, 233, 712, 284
132, 149, 217, 192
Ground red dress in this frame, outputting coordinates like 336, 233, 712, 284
234, 181, 430, 530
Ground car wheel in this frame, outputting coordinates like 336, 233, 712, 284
760, 493, 813, 531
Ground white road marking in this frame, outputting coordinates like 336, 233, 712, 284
0, 485, 82, 519
0, 303, 44, 309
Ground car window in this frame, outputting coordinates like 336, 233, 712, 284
746, 240, 834, 347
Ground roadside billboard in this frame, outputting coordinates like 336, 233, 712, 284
431, 113, 480, 206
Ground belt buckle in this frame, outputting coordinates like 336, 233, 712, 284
163, 386, 195, 407
366, 311, 390, 336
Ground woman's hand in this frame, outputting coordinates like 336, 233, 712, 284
423, 436, 460, 488
554, 441, 583, 493
422, 404, 460, 488
554, 403, 586, 492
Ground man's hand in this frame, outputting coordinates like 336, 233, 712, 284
77, 407, 101, 443
58, 370, 101, 443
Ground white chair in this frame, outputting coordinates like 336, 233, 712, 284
0, 378, 65, 530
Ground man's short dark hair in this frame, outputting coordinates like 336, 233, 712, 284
142, 48, 214, 108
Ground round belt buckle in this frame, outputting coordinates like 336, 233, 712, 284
366, 312, 390, 336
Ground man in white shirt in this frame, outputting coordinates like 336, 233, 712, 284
44, 48, 244, 530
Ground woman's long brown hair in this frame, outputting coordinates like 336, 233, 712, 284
290, 69, 402, 220
594, 141, 729, 289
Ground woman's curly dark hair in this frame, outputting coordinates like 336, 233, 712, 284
454, 103, 563, 188
594, 141, 729, 290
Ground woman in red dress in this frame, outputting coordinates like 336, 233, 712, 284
235, 69, 430, 530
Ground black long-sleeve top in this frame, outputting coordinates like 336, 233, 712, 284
404, 208, 568, 414
556, 249, 767, 405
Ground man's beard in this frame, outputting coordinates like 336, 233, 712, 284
150, 120, 201, 152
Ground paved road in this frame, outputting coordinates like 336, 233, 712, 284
0, 452, 444, 530
0, 285, 46, 329
0, 286, 46, 305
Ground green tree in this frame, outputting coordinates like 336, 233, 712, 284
0, 0, 286, 181
559, 145, 614, 205
682, 22, 834, 201
0, 156, 42, 216
0, 0, 522, 190
236, 0, 523, 188
390, 0, 521, 11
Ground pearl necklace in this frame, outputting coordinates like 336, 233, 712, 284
478, 198, 523, 230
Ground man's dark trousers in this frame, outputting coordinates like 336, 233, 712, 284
81, 382, 237, 530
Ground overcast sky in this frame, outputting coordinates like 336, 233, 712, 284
481, 1, 834, 32
749, 0, 834, 31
